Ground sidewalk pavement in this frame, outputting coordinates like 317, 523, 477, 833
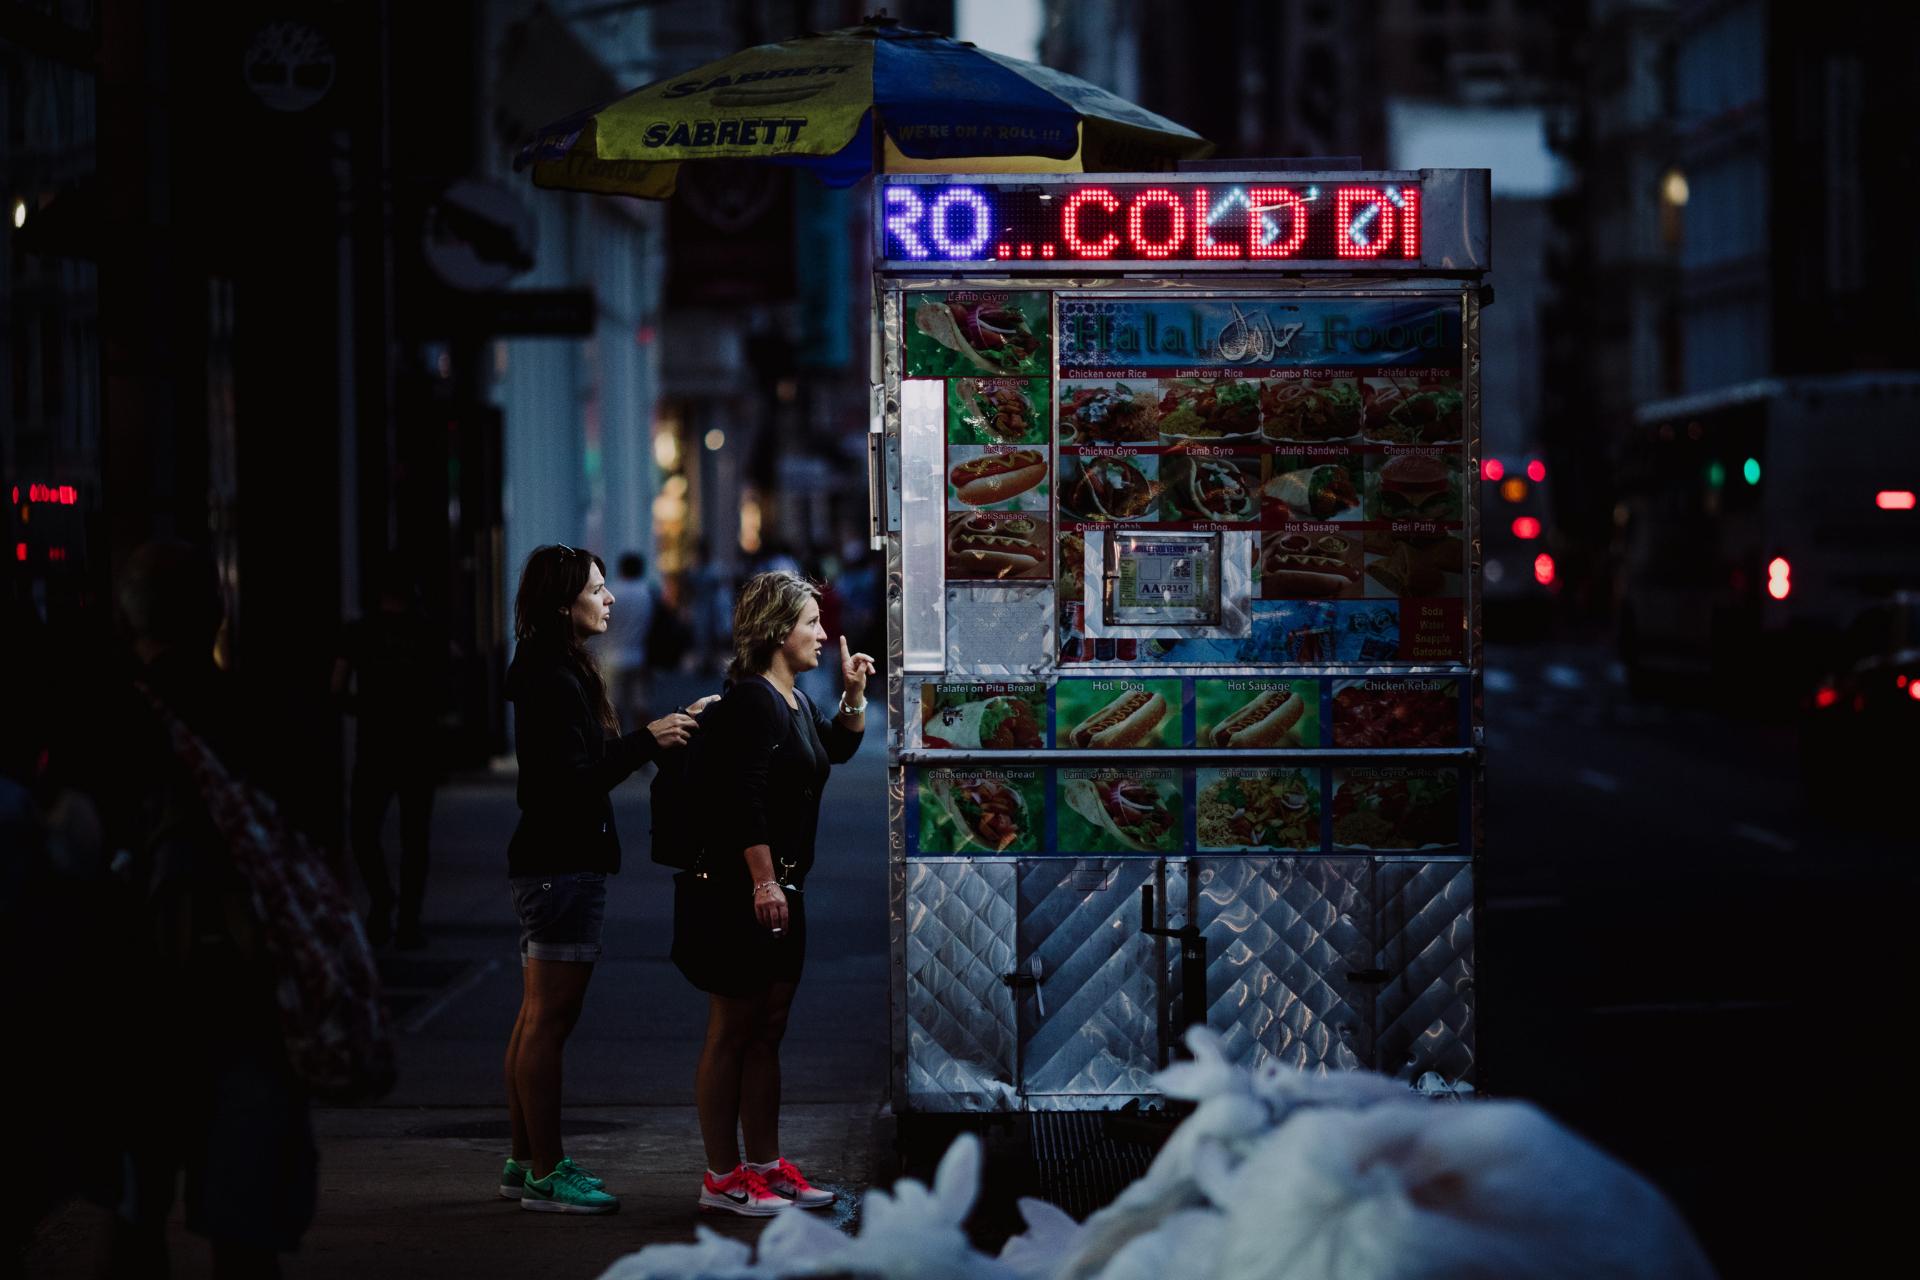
28, 677, 896, 1279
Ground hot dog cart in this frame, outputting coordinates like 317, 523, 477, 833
869, 170, 1490, 1114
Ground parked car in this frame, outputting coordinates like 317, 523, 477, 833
1799, 591, 1920, 813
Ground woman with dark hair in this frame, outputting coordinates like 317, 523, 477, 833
673, 570, 874, 1216
500, 544, 706, 1214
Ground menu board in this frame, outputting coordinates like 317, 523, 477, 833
907, 292, 1059, 584
920, 683, 1048, 750
1055, 295, 1466, 665
905, 762, 1467, 855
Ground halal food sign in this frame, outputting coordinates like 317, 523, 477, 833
881, 179, 1424, 268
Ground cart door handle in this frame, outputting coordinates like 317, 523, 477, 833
1002, 957, 1045, 1016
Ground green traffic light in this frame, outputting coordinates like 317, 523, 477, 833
1742, 457, 1761, 485
1706, 460, 1726, 489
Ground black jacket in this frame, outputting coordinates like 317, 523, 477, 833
708, 675, 863, 888
505, 641, 661, 876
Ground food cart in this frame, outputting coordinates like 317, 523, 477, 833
869, 170, 1490, 1115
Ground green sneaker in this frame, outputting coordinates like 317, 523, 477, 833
521, 1165, 620, 1215
554, 1156, 606, 1190
499, 1157, 528, 1200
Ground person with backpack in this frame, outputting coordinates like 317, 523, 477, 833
670, 570, 873, 1216
500, 544, 709, 1215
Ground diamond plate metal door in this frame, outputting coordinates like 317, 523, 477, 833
904, 859, 1019, 1111
1374, 860, 1475, 1084
1016, 859, 1168, 1106
1194, 857, 1373, 1074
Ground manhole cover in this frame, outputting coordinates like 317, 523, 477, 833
409, 1118, 629, 1140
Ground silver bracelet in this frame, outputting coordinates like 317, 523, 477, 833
838, 697, 867, 716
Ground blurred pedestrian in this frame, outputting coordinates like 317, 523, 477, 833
331, 557, 448, 948
98, 540, 317, 1277
500, 543, 708, 1214
600, 550, 657, 728
671, 570, 872, 1216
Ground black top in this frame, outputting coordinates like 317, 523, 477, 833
708, 675, 863, 888
505, 640, 661, 876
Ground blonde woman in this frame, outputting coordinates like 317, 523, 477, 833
671, 570, 873, 1215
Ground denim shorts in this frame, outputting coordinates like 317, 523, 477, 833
509, 871, 608, 965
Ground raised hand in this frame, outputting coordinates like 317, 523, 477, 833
839, 635, 875, 704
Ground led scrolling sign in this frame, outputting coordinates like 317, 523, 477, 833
881, 179, 1423, 267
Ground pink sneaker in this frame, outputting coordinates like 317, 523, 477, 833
698, 1165, 791, 1217
758, 1158, 834, 1209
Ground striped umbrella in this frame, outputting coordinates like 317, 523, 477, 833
518, 15, 1212, 199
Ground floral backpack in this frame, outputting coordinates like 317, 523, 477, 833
139, 684, 397, 1101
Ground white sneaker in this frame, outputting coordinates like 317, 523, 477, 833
699, 1165, 792, 1217
756, 1158, 834, 1209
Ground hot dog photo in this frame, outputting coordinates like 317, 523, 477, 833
947, 446, 1049, 511
1259, 529, 1364, 599
1055, 679, 1180, 750
1195, 679, 1319, 749
945, 512, 1050, 580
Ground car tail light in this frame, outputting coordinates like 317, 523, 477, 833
1814, 685, 1840, 709
1511, 516, 1541, 540
1766, 556, 1791, 600
1876, 490, 1916, 510
1909, 681, 1920, 703
1533, 553, 1555, 586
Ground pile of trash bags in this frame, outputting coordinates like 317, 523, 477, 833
601, 1027, 1714, 1280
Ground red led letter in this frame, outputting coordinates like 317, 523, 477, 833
1396, 185, 1421, 258
1247, 187, 1307, 257
1062, 187, 1121, 258
1191, 187, 1241, 259
1126, 188, 1187, 259
1336, 186, 1397, 258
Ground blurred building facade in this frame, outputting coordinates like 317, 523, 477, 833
3, 0, 930, 837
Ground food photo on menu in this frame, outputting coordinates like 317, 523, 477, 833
1263, 454, 1363, 522
1195, 767, 1321, 851
1260, 376, 1366, 443
919, 768, 1045, 854
1363, 529, 1465, 597
1330, 679, 1459, 749
1058, 768, 1183, 854
1361, 375, 1463, 444
1365, 451, 1463, 523
1058, 380, 1161, 444
920, 683, 1048, 750
948, 445, 1050, 512
948, 377, 1048, 445
1160, 454, 1261, 524
1056, 679, 1180, 749
1259, 528, 1365, 599
946, 512, 1051, 580
1156, 378, 1263, 443
1059, 453, 1161, 523
1330, 767, 1460, 851
1196, 679, 1319, 748
907, 292, 1049, 377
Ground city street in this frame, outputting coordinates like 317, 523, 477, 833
28, 647, 1909, 1276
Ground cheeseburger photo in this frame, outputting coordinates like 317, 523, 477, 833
1369, 451, 1460, 522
